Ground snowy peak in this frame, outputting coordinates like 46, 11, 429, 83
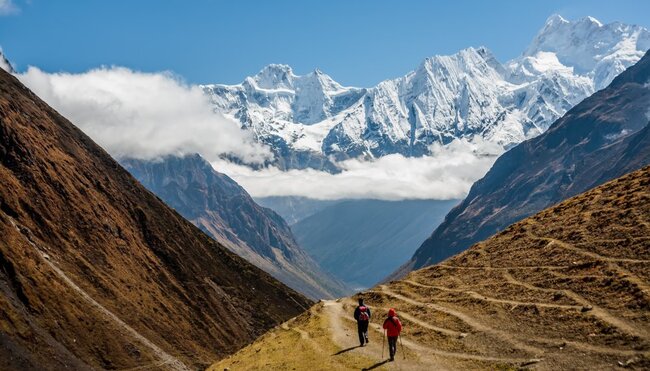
247, 64, 349, 94
523, 15, 650, 84
202, 63, 365, 136
251, 63, 296, 89
543, 14, 569, 28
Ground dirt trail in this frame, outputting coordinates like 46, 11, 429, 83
377, 285, 545, 355
9, 219, 190, 371
436, 264, 569, 270
324, 299, 437, 370
540, 235, 650, 264
335, 298, 541, 367
402, 280, 584, 310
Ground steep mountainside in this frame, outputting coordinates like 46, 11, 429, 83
402, 50, 650, 274
211, 166, 650, 370
203, 16, 649, 170
122, 155, 349, 299
0, 69, 311, 371
291, 199, 458, 289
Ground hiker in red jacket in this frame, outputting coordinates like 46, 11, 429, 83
382, 308, 402, 361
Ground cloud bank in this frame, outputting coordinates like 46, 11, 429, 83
18, 66, 501, 201
213, 138, 502, 201
18, 66, 271, 163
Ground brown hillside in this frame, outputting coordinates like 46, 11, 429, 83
0, 68, 311, 370
212, 166, 649, 370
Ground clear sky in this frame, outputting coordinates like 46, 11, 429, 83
1, 0, 649, 87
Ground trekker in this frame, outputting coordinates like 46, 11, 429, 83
382, 308, 402, 361
353, 298, 371, 346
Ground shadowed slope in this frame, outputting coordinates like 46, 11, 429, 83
211, 166, 650, 370
122, 155, 350, 299
0, 68, 311, 370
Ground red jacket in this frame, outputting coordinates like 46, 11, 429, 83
383, 316, 402, 337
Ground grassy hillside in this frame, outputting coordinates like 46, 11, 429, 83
210, 165, 650, 370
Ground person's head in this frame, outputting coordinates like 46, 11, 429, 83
388, 308, 396, 317
358, 298, 364, 306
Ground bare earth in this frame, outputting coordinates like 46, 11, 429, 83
210, 166, 650, 370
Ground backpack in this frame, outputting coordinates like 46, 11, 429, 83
358, 306, 369, 321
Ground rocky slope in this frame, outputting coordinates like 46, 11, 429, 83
122, 155, 349, 299
203, 15, 649, 170
0, 68, 312, 370
400, 49, 650, 275
210, 165, 650, 370
291, 199, 458, 289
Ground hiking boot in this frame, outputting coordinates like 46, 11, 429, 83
365, 337, 369, 344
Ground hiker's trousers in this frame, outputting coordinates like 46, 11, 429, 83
387, 336, 398, 359
357, 321, 369, 345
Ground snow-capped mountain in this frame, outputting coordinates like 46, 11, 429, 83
202, 15, 650, 170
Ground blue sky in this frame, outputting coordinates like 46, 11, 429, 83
1, 0, 649, 86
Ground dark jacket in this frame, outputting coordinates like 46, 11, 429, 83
354, 305, 371, 322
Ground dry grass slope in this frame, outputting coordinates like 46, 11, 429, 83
210, 165, 650, 370
0, 65, 311, 370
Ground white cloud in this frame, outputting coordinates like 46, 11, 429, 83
17, 65, 502, 201
0, 0, 19, 15
212, 138, 502, 201
18, 66, 271, 163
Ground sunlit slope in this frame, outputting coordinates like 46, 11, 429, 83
209, 166, 649, 370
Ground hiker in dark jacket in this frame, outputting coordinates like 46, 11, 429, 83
382, 308, 402, 361
353, 298, 371, 346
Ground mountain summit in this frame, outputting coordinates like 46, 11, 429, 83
203, 16, 650, 171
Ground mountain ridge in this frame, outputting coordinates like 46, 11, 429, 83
203, 15, 649, 170
122, 154, 350, 299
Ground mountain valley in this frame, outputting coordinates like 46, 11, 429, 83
122, 154, 349, 299
211, 165, 650, 370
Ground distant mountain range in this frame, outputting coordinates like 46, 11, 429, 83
202, 15, 650, 170
396, 49, 650, 277
291, 199, 458, 289
122, 155, 349, 299
0, 69, 310, 370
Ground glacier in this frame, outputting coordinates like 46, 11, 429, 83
202, 15, 650, 171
